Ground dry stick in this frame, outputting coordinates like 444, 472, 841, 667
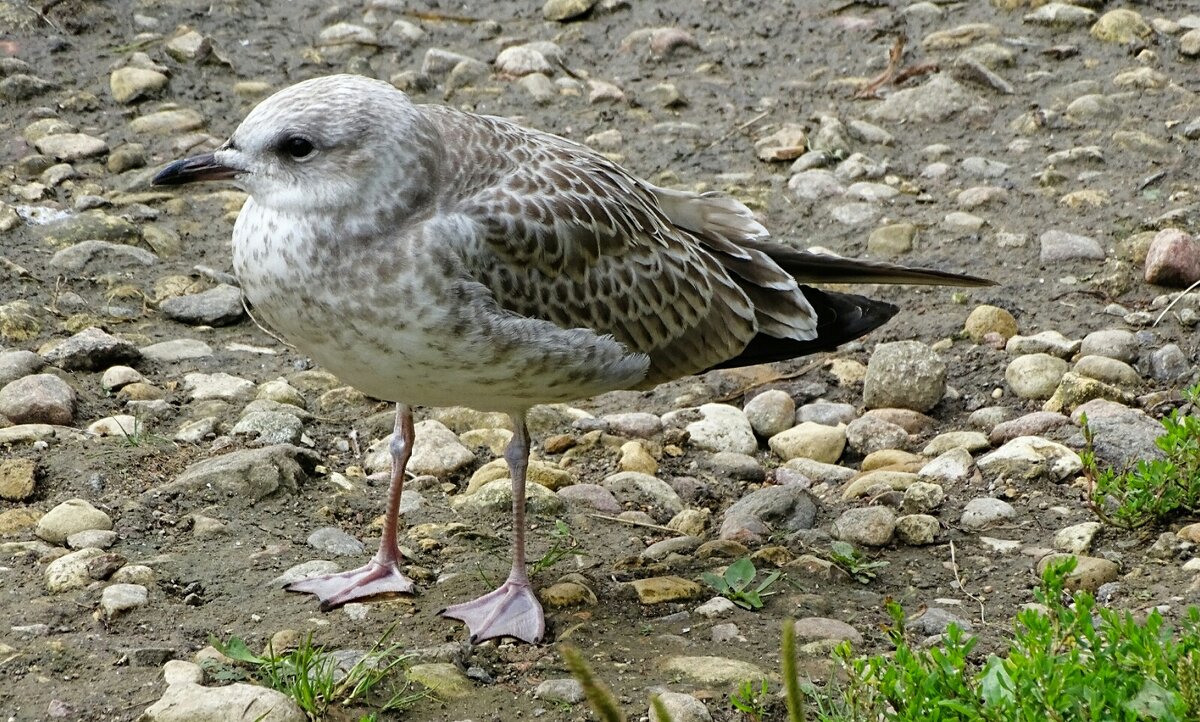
697, 110, 771, 155
586, 513, 677, 535
854, 35, 906, 99
714, 357, 829, 403
949, 540, 987, 624
1152, 278, 1200, 327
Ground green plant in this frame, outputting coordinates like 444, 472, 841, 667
701, 557, 781, 610
827, 540, 888, 584
207, 626, 422, 720
1087, 383, 1200, 529
829, 558, 1200, 721
530, 519, 586, 576
730, 678, 770, 721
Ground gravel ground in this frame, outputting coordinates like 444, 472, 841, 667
1, 0, 1200, 720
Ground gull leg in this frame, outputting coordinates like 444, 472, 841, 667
286, 403, 416, 610
440, 413, 544, 644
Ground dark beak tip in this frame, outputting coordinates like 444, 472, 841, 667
150, 153, 237, 187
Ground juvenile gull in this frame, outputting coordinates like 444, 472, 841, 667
154, 74, 992, 644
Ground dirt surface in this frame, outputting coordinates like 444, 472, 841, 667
1, 0, 1200, 720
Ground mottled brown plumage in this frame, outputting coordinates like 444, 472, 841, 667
153, 74, 992, 645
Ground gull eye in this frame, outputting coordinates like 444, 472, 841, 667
280, 135, 316, 160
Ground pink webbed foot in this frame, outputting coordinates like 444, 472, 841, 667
285, 557, 415, 611
440, 578, 545, 644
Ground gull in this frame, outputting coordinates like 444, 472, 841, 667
153, 74, 991, 644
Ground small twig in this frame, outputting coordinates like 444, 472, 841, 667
949, 540, 986, 625
1152, 278, 1200, 327
855, 35, 906, 99
585, 513, 677, 534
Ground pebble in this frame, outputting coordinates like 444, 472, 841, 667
66, 529, 117, 549
110, 67, 168, 103
1054, 522, 1101, 555
923, 431, 988, 456
542, 0, 596, 22
1090, 8, 1152, 44
101, 365, 144, 391
830, 506, 896, 546
743, 389, 795, 437
902, 481, 945, 514
183, 372, 255, 401
650, 692, 712, 722
306, 527, 365, 556
845, 415, 909, 455
452, 477, 563, 514
600, 472, 682, 520
140, 339, 214, 362
140, 660, 305, 722
160, 284, 245, 326
896, 514, 940, 545
1005, 353, 1068, 399
977, 436, 1082, 482
539, 581, 597, 608
1149, 344, 1190, 381
867, 74, 974, 123
33, 133, 107, 161
719, 485, 816, 543
35, 498, 112, 544
100, 583, 149, 618
793, 616, 864, 645
1036, 553, 1119, 592
795, 401, 856, 426
1144, 229, 1200, 287
784, 457, 856, 484
45, 548, 106, 593
0, 458, 37, 501
988, 411, 1069, 446
768, 422, 846, 463
960, 497, 1016, 530
864, 342, 946, 413
534, 679, 584, 705
964, 305, 1018, 342
231, 411, 303, 445
44, 327, 140, 371
601, 412, 661, 438
695, 596, 737, 619
1039, 230, 1105, 262
685, 403, 757, 455
1006, 330, 1080, 358
1079, 329, 1138, 363
630, 576, 701, 604
842, 470, 919, 500
918, 448, 973, 486
658, 656, 766, 686
911, 607, 972, 636
270, 560, 340, 588
1072, 399, 1164, 468
1073, 355, 1139, 389
129, 108, 205, 135
557, 483, 621, 513
155, 445, 318, 503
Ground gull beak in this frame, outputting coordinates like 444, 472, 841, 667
152, 152, 239, 186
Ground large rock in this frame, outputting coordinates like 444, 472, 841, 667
146, 446, 320, 503
141, 660, 305, 721
976, 436, 1082, 483
0, 373, 76, 425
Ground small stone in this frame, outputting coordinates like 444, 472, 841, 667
1006, 353, 1069, 400
867, 74, 974, 124
164, 28, 212, 61
1040, 230, 1105, 262
755, 124, 808, 162
918, 448, 973, 486
830, 506, 896, 546
534, 678, 584, 705
902, 482, 945, 514
911, 607, 972, 635
796, 401, 857, 427
87, 415, 141, 438
1079, 329, 1138, 363
1150, 345, 1190, 381
695, 596, 737, 619
618, 440, 658, 475
232, 411, 303, 445
977, 436, 1082, 482
650, 692, 712, 722
601, 471, 682, 520
1043, 372, 1132, 413
1036, 553, 1119, 592
658, 656, 767, 687
129, 108, 204, 135
1090, 9, 1152, 44
864, 341, 947, 412
793, 617, 864, 645
109, 67, 168, 103
101, 365, 144, 392
183, 372, 255, 401
33, 133, 107, 161
155, 445, 318, 503
36, 498, 113, 544
452, 477, 563, 514
1054, 522, 1101, 555
960, 497, 1015, 530
160, 284, 245, 326
42, 327, 139, 371
743, 389, 795, 438
685, 403, 757, 455
845, 415, 909, 456
895, 514, 940, 545
989, 411, 1069, 446
100, 583, 148, 618
720, 485, 816, 543
1073, 355, 1139, 389
768, 422, 847, 463
630, 576, 701, 604
964, 305, 1018, 342
538, 581, 597, 608
45, 548, 106, 593
0, 458, 37, 501
1006, 330, 1080, 358
495, 45, 551, 76
306, 527, 364, 557
406, 420, 476, 476
542, 0, 596, 22
868, 223, 917, 257
841, 470, 919, 500
1144, 229, 1200, 287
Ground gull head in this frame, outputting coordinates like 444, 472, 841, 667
153, 74, 434, 215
